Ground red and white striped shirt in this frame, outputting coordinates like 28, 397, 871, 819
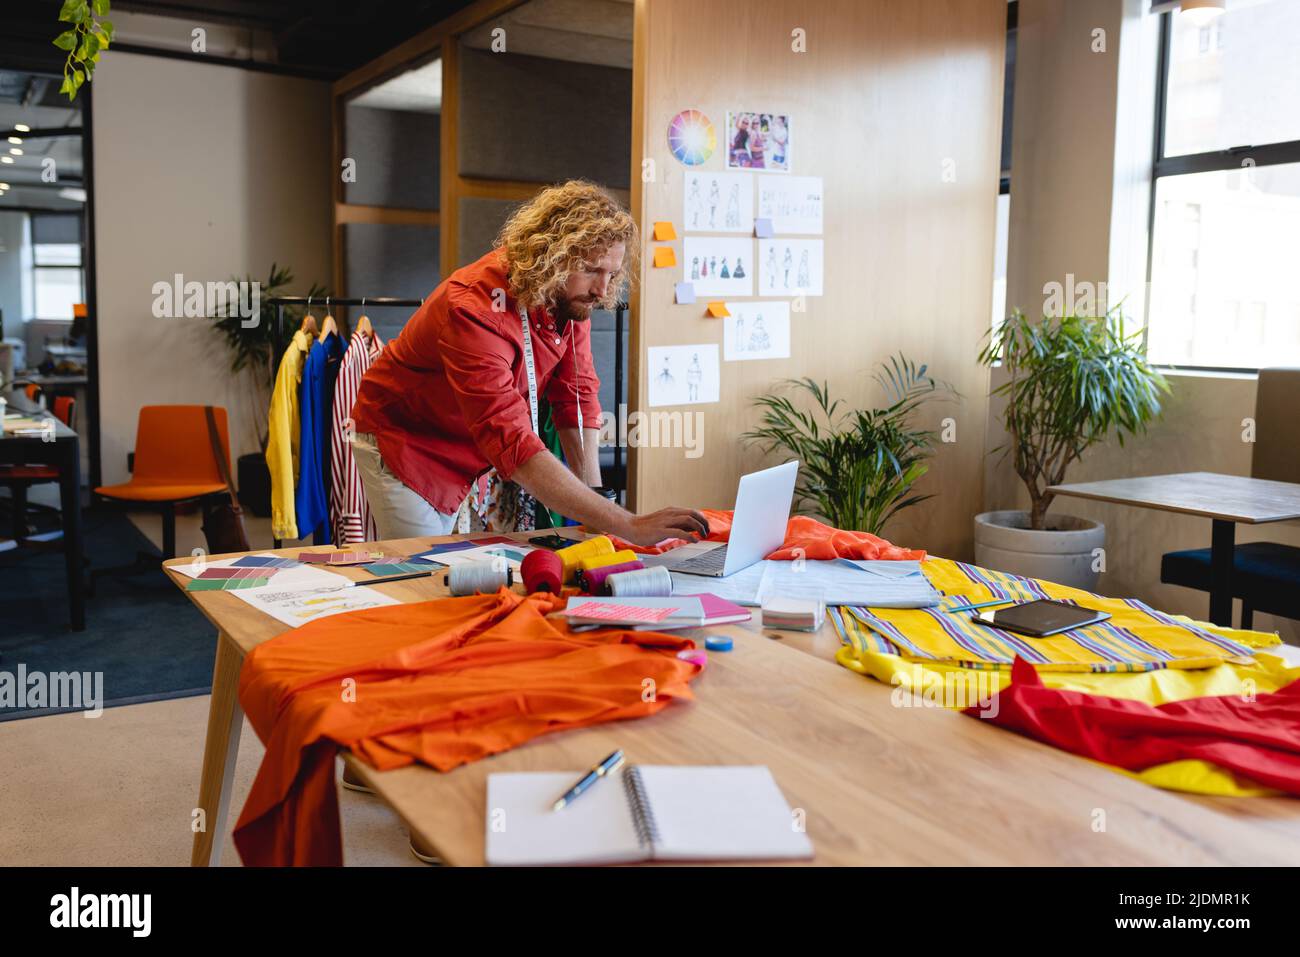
329, 331, 384, 545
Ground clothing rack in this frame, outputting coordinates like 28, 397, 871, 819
265, 295, 629, 547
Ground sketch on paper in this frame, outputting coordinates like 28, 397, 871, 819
683, 170, 754, 233
647, 344, 720, 407
757, 175, 823, 234
723, 301, 791, 361
683, 237, 754, 297
757, 239, 823, 297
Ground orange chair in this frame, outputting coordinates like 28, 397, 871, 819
0, 395, 77, 543
94, 405, 234, 562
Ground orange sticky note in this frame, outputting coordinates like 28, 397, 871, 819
653, 246, 677, 268
653, 221, 677, 241
706, 301, 731, 318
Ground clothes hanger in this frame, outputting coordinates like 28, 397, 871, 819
319, 296, 338, 341
300, 295, 318, 339
355, 296, 373, 339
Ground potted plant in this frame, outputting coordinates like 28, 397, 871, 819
744, 355, 953, 534
976, 308, 1169, 589
209, 264, 327, 516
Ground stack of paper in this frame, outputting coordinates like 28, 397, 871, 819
761, 597, 826, 631
670, 559, 940, 608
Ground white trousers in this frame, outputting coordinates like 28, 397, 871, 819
351, 431, 463, 540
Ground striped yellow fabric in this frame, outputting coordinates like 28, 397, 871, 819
835, 558, 1278, 673
829, 558, 1295, 797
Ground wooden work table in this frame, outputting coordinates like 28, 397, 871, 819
165, 529, 1300, 867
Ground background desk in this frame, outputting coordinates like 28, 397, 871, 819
166, 531, 1300, 867
1048, 472, 1300, 626
1, 407, 84, 630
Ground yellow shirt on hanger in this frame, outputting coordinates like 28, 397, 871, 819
266, 330, 312, 540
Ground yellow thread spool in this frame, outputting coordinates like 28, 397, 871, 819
555, 535, 614, 584
578, 549, 638, 574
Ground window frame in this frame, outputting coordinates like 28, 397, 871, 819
1145, 8, 1300, 374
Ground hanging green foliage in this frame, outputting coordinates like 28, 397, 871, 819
53, 0, 114, 100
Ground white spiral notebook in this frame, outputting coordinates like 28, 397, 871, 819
485, 765, 813, 866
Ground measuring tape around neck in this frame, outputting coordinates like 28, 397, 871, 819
517, 302, 584, 448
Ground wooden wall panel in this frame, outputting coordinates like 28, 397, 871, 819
629, 0, 1005, 559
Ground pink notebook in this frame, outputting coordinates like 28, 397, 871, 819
696, 594, 751, 626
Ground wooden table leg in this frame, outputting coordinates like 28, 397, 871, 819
191, 630, 246, 866
1208, 518, 1236, 627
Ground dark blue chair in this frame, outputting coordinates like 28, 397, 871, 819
1160, 368, 1300, 628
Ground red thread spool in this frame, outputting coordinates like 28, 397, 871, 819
581, 560, 645, 594
521, 548, 563, 593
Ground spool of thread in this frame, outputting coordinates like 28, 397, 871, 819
555, 535, 614, 584
521, 549, 563, 593
444, 561, 514, 596
581, 560, 645, 595
578, 549, 638, 575
607, 565, 674, 598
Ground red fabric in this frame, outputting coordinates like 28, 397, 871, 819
232, 588, 700, 866
351, 249, 603, 513
966, 657, 1300, 796
610, 509, 926, 562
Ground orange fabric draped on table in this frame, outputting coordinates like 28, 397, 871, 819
612, 509, 926, 562
232, 589, 701, 866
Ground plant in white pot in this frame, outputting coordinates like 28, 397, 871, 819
975, 309, 1169, 590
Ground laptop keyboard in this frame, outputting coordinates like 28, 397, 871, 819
675, 545, 729, 574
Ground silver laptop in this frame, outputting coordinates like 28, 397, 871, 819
646, 460, 799, 578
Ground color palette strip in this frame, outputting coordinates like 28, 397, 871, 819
364, 562, 434, 577
186, 576, 272, 591
198, 566, 279, 580
299, 550, 385, 565
231, 555, 300, 569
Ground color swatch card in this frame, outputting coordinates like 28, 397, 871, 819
186, 576, 272, 592
299, 550, 385, 566
230, 581, 401, 628
197, 566, 279, 581
231, 555, 301, 569
364, 562, 434, 577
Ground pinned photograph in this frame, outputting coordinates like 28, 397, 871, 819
725, 111, 791, 172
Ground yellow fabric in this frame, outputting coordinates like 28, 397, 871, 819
840, 558, 1279, 672
830, 558, 1294, 798
266, 330, 311, 541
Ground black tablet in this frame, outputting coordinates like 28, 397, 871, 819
972, 599, 1110, 637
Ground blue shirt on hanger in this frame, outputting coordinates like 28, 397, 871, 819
295, 332, 344, 544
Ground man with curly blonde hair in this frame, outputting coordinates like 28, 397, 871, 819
351, 180, 707, 546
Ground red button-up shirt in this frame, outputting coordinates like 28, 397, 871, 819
351, 250, 603, 514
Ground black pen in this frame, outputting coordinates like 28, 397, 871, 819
552, 750, 625, 812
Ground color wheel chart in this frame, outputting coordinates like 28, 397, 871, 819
667, 109, 716, 166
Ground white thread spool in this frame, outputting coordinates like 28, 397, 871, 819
445, 561, 514, 596
606, 565, 673, 597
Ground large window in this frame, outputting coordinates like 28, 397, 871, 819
30, 213, 84, 321
1147, 0, 1300, 369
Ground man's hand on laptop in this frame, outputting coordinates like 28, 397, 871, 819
616, 507, 710, 548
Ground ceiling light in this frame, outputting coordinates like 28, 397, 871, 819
7, 137, 20, 145
8, 148, 22, 155
1, 157, 12, 164
1181, 0, 1226, 26
58, 187, 87, 202
14, 124, 30, 133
